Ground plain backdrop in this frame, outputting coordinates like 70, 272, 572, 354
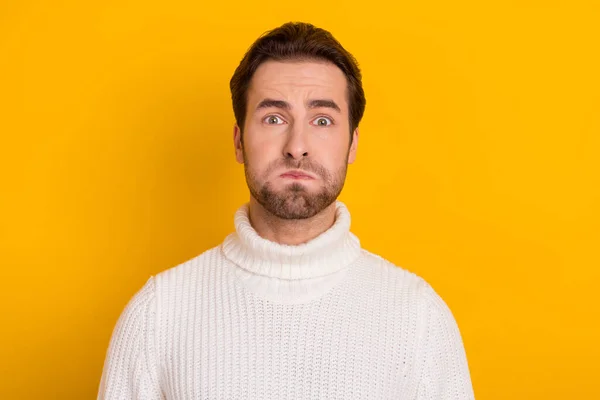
1, 1, 598, 398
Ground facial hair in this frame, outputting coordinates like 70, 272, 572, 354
243, 147, 349, 220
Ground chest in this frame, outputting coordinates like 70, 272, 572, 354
156, 288, 419, 399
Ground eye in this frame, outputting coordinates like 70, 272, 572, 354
264, 115, 285, 125
312, 116, 333, 127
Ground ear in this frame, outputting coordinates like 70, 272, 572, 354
233, 124, 244, 164
347, 127, 359, 164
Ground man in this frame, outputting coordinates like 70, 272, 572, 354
99, 22, 475, 399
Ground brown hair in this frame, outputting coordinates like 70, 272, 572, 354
229, 22, 366, 140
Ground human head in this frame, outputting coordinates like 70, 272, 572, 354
230, 22, 366, 140
230, 22, 366, 220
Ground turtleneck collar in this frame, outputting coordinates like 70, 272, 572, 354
221, 200, 362, 303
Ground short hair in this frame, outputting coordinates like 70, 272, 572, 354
230, 22, 366, 139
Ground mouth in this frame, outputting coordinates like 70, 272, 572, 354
279, 170, 316, 180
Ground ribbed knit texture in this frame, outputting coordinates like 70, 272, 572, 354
98, 201, 475, 399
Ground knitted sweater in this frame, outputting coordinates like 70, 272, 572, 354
98, 201, 475, 399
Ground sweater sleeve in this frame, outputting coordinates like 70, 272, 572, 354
416, 283, 475, 400
98, 277, 163, 400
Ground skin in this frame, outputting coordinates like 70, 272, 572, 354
233, 60, 359, 245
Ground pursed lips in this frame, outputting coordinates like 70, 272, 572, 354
279, 170, 315, 180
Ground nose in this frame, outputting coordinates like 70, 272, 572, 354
282, 122, 309, 160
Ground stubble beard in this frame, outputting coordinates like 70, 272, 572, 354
243, 149, 348, 220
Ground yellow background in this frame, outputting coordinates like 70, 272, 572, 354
1, 0, 598, 398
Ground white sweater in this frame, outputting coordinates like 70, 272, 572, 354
98, 201, 475, 399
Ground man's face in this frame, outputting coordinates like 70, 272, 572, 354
234, 60, 358, 220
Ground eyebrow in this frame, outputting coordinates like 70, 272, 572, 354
255, 98, 341, 113
256, 99, 290, 111
308, 99, 341, 113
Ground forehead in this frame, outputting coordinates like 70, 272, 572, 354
248, 60, 348, 109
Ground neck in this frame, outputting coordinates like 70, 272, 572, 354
221, 199, 362, 304
247, 197, 337, 245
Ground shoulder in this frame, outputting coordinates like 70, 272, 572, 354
106, 245, 223, 319
357, 249, 457, 317
106, 276, 157, 349
116, 276, 156, 322
152, 244, 222, 291
357, 248, 430, 296
125, 245, 222, 331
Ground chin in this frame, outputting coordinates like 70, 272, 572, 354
281, 181, 314, 193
